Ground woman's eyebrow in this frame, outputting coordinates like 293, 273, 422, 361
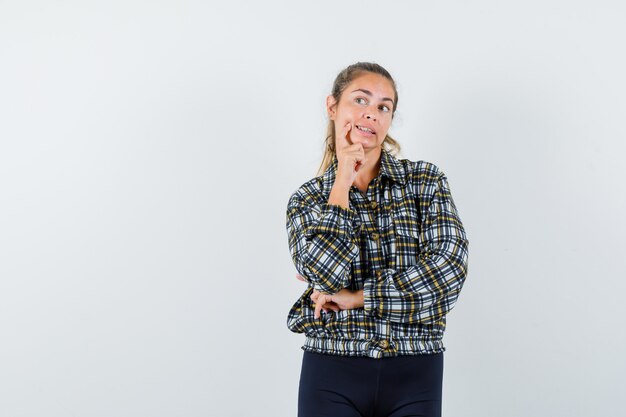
350, 88, 394, 105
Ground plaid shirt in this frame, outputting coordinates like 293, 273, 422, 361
285, 148, 469, 359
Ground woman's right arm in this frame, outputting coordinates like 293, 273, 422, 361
286, 189, 360, 294
287, 122, 365, 294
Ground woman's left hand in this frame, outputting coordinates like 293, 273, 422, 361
294, 274, 365, 318
310, 288, 364, 319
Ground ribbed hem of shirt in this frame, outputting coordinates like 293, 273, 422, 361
302, 335, 445, 359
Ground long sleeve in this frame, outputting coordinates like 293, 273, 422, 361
363, 171, 469, 324
286, 191, 361, 294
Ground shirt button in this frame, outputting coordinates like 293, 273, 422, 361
379, 340, 389, 348
370, 201, 378, 209
371, 232, 380, 241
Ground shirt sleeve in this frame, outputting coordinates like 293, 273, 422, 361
286, 191, 361, 294
363, 170, 469, 324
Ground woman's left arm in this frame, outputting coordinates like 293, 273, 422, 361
363, 170, 470, 325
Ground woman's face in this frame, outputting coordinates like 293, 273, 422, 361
327, 72, 396, 152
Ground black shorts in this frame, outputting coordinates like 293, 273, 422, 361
298, 350, 444, 417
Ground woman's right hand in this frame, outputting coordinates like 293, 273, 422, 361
334, 122, 367, 188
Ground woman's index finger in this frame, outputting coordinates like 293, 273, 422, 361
336, 122, 353, 151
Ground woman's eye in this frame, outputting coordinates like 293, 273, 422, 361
355, 97, 390, 112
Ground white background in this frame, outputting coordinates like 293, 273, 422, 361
1, 1, 625, 416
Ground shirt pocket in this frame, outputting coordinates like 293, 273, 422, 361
392, 206, 422, 270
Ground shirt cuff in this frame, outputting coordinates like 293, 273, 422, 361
303, 203, 361, 240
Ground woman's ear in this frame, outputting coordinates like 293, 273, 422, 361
326, 95, 337, 120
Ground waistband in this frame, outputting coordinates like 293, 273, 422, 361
302, 335, 445, 359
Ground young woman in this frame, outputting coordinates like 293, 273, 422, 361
285, 62, 469, 417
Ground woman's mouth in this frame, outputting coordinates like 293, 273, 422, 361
356, 125, 376, 137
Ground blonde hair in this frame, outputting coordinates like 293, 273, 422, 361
316, 62, 402, 176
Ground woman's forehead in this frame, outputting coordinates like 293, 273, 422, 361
345, 74, 395, 102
